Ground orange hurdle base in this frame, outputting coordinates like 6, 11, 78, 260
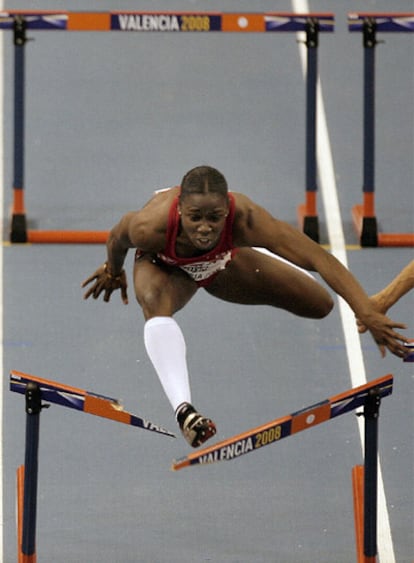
16, 465, 37, 563
10, 219, 109, 244
352, 203, 414, 248
297, 192, 319, 243
26, 230, 109, 244
10, 214, 28, 243
10, 188, 28, 243
377, 233, 414, 247
352, 204, 378, 247
352, 465, 377, 563
9, 189, 109, 244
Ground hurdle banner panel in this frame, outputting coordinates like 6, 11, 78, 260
348, 13, 414, 33
348, 12, 414, 247
172, 374, 393, 470
10, 370, 176, 437
2, 11, 334, 244
0, 12, 335, 33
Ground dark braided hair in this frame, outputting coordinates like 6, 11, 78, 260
180, 166, 228, 199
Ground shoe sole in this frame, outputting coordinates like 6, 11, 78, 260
190, 419, 217, 448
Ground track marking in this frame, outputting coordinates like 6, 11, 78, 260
0, 0, 4, 557
292, 1, 396, 561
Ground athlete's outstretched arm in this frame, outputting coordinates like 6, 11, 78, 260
81, 211, 140, 304
232, 195, 408, 358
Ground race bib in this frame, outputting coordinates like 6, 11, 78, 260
179, 251, 232, 282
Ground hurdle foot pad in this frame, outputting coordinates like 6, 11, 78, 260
359, 217, 378, 247
302, 216, 320, 243
352, 205, 378, 247
10, 214, 28, 243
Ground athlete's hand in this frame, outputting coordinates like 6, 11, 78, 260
360, 310, 408, 358
356, 293, 387, 333
82, 263, 128, 304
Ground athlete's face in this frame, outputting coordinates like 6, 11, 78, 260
178, 193, 229, 252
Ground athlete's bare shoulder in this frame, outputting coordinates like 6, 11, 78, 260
141, 186, 180, 213
114, 187, 180, 252
231, 192, 255, 213
231, 192, 278, 245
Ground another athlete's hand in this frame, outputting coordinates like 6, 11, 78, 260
82, 263, 128, 304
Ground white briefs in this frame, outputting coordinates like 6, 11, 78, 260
253, 248, 315, 279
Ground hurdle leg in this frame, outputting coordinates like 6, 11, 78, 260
297, 18, 319, 243
10, 16, 28, 243
363, 389, 380, 561
18, 382, 43, 563
352, 18, 413, 247
353, 388, 381, 563
360, 19, 377, 248
353, 18, 379, 247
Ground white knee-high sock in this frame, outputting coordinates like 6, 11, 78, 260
144, 316, 192, 412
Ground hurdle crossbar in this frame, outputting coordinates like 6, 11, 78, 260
10, 370, 175, 436
173, 374, 393, 563
0, 11, 334, 244
348, 13, 414, 247
0, 11, 335, 32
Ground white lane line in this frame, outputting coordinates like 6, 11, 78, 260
292, 1, 396, 562
0, 0, 4, 558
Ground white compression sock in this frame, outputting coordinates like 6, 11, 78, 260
144, 316, 192, 412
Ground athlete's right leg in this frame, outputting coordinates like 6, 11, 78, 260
133, 254, 216, 447
133, 253, 198, 319
133, 253, 197, 410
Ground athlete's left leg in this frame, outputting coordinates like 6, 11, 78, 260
205, 247, 334, 319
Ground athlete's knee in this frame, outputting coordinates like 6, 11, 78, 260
136, 286, 172, 318
314, 293, 334, 318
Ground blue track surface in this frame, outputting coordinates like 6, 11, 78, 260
2, 1, 413, 561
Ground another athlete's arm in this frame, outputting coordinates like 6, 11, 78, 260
370, 260, 414, 311
357, 260, 414, 334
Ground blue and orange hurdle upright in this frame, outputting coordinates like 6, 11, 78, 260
348, 12, 414, 247
10, 370, 175, 563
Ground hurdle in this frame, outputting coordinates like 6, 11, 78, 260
0, 11, 334, 244
172, 374, 393, 563
348, 13, 414, 247
10, 370, 175, 562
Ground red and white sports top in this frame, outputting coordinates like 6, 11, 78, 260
157, 191, 237, 287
